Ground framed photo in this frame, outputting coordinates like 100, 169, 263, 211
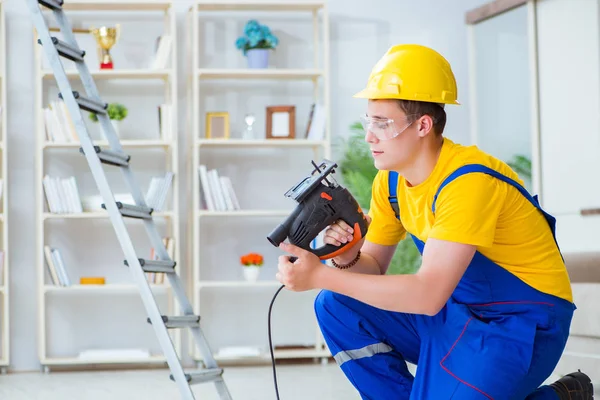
205, 112, 230, 139
266, 106, 295, 139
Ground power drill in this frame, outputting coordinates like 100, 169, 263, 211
267, 159, 369, 262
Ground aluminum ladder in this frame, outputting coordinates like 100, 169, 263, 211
24, 1, 232, 398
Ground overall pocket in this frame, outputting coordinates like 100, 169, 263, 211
439, 302, 538, 399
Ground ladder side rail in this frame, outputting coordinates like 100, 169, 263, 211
25, 2, 195, 398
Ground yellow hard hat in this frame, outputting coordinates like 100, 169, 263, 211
353, 44, 460, 105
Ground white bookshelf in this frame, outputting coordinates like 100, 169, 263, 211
33, 0, 180, 371
187, 0, 332, 364
0, 0, 8, 373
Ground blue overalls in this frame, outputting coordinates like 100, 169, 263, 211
314, 164, 575, 399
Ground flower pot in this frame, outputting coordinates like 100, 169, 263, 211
243, 266, 261, 282
246, 49, 270, 69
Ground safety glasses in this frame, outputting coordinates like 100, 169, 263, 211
359, 114, 419, 141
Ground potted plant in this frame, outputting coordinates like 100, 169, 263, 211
235, 19, 279, 69
240, 252, 263, 282
506, 154, 532, 191
89, 102, 128, 137
335, 122, 422, 275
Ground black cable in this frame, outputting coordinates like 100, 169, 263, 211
268, 284, 285, 400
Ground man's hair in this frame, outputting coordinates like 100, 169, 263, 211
396, 100, 447, 135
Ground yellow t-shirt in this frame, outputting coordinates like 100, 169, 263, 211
366, 138, 573, 303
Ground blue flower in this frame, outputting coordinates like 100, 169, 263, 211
266, 33, 279, 47
244, 19, 260, 36
260, 25, 271, 36
237, 19, 279, 54
235, 36, 248, 50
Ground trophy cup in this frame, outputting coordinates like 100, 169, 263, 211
90, 24, 120, 69
242, 113, 256, 140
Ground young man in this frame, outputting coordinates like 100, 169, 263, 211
276, 44, 594, 399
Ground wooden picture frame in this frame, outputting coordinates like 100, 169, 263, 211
205, 112, 230, 139
266, 106, 295, 139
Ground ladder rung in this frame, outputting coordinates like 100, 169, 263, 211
38, 37, 85, 62
170, 369, 224, 385
38, 0, 63, 10
148, 315, 200, 329
59, 91, 107, 114
80, 146, 130, 167
123, 258, 176, 273
101, 202, 153, 219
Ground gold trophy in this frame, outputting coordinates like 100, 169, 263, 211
90, 24, 120, 69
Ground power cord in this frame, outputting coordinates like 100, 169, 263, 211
268, 284, 286, 400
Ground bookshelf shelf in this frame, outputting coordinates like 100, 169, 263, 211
195, 1, 325, 12
42, 211, 173, 220
43, 284, 170, 293
197, 280, 281, 288
41, 355, 168, 366
44, 140, 173, 149
42, 69, 173, 81
34, 0, 180, 371
196, 210, 291, 217
197, 68, 323, 80
0, 0, 8, 369
61, 0, 172, 12
187, 0, 331, 364
196, 138, 326, 147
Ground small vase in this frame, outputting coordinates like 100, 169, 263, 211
246, 49, 269, 69
243, 266, 261, 282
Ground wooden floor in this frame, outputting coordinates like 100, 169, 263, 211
0, 363, 360, 400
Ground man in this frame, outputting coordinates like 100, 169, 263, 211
276, 44, 594, 399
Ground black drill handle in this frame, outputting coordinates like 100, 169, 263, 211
268, 184, 369, 262
308, 186, 369, 260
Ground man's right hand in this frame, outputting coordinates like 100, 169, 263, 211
324, 215, 371, 264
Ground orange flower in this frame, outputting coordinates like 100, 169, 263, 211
240, 252, 263, 266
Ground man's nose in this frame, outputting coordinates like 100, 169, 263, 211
364, 128, 378, 143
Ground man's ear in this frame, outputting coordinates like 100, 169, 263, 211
417, 115, 434, 137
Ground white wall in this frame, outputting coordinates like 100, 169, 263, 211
6, 0, 488, 371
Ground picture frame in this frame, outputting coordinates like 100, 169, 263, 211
266, 106, 295, 139
205, 112, 230, 139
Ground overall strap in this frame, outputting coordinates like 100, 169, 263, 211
388, 171, 400, 219
432, 163, 539, 214
432, 163, 564, 262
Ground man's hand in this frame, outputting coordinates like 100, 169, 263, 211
324, 214, 371, 264
276, 242, 326, 291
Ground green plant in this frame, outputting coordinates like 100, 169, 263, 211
506, 154, 532, 190
89, 103, 128, 122
336, 122, 422, 275
506, 154, 531, 179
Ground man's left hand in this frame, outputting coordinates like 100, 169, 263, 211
276, 242, 325, 291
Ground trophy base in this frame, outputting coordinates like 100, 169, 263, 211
100, 61, 113, 70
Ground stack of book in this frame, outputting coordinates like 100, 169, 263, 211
145, 172, 173, 211
43, 100, 78, 143
197, 165, 240, 211
42, 175, 83, 214
43, 246, 71, 286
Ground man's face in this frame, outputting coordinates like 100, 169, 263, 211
363, 99, 420, 171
